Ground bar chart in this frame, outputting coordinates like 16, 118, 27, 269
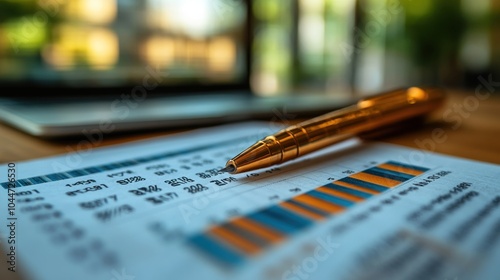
188, 161, 430, 266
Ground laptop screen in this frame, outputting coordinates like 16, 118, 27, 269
0, 0, 250, 96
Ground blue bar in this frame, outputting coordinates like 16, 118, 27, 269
149, 154, 168, 161
28, 177, 47, 185
363, 167, 413, 182
339, 177, 388, 192
248, 211, 299, 235
46, 173, 69, 181
307, 190, 354, 208
188, 234, 244, 266
84, 167, 101, 174
286, 200, 329, 217
98, 164, 114, 171
141, 156, 155, 163
387, 161, 429, 172
109, 163, 122, 170
18, 179, 33, 186
164, 151, 180, 158
324, 183, 373, 199
68, 169, 89, 177
119, 160, 137, 167
60, 173, 73, 180
263, 206, 312, 229
3, 181, 22, 188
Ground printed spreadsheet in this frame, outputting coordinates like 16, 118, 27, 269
1, 122, 499, 280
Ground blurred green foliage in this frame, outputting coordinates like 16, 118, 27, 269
0, 1, 38, 23
397, 0, 467, 67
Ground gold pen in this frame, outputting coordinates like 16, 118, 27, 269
221, 87, 446, 174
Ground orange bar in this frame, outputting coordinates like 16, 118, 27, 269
317, 186, 364, 202
293, 194, 344, 214
280, 201, 325, 220
334, 180, 379, 195
230, 217, 284, 244
209, 226, 262, 255
350, 172, 400, 188
378, 163, 423, 176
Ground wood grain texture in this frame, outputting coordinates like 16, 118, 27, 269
381, 89, 500, 164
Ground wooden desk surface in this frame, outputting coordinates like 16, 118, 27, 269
1, 89, 499, 165
0, 89, 499, 280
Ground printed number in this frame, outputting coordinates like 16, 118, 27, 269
116, 176, 146, 186
184, 184, 208, 194
129, 185, 162, 196
165, 177, 194, 187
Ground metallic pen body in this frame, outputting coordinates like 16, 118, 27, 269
225, 87, 446, 174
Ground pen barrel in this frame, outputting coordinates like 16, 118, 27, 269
272, 87, 446, 163
227, 87, 446, 174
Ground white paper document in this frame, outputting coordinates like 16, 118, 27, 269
1, 122, 499, 280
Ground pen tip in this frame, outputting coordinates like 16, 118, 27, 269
219, 164, 236, 174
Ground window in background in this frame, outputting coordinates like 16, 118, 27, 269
251, 0, 295, 96
251, 0, 500, 96
251, 0, 355, 96
379, 0, 499, 93
298, 0, 354, 94
0, 0, 247, 88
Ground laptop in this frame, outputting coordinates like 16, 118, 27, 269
0, 0, 354, 138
